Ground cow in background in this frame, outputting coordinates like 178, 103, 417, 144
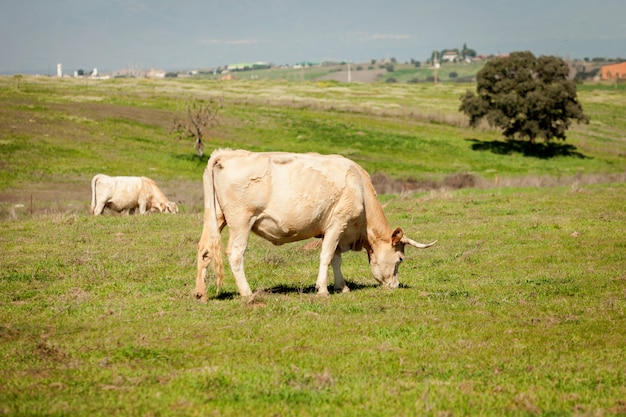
90, 174, 178, 215
194, 149, 436, 300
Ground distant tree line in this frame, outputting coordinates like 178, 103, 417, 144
229, 63, 272, 72
583, 57, 625, 63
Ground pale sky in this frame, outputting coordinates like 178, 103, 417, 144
1, 0, 625, 74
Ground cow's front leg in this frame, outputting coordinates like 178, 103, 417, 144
331, 252, 350, 293
316, 229, 342, 295
226, 231, 253, 297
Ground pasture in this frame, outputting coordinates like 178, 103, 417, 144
1, 76, 625, 416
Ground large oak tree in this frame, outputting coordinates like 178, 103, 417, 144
460, 51, 589, 144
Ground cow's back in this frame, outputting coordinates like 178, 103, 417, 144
211, 150, 367, 244
98, 176, 143, 211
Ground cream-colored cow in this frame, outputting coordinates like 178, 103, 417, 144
90, 174, 178, 215
194, 149, 435, 300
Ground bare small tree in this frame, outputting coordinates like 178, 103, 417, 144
14, 74, 23, 91
171, 98, 223, 157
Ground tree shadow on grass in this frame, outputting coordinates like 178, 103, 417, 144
466, 138, 587, 159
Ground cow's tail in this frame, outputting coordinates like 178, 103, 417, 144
201, 154, 224, 295
90, 174, 101, 215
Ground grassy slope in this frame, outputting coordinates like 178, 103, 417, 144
0, 77, 624, 194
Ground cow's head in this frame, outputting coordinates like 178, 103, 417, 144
154, 201, 179, 213
368, 227, 436, 289
164, 201, 179, 214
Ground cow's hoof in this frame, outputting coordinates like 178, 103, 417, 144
239, 289, 253, 298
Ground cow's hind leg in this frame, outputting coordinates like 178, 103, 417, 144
194, 227, 211, 302
194, 212, 226, 301
331, 252, 350, 293
194, 258, 209, 302
92, 196, 108, 215
226, 228, 253, 297
93, 202, 106, 215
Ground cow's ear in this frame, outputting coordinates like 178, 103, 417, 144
391, 227, 404, 246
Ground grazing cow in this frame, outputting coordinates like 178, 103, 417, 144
194, 149, 436, 300
90, 174, 178, 215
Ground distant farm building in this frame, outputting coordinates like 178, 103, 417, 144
441, 51, 459, 62
601, 62, 626, 80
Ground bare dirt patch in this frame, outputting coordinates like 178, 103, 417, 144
370, 171, 626, 194
371, 172, 486, 194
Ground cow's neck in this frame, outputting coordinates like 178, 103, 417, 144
364, 189, 392, 250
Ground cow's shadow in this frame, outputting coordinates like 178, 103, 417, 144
466, 138, 586, 159
265, 281, 379, 294
212, 281, 380, 300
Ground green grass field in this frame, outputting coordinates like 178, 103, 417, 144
1, 76, 625, 416
194, 61, 484, 83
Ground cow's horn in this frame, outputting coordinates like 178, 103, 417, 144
402, 237, 437, 249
